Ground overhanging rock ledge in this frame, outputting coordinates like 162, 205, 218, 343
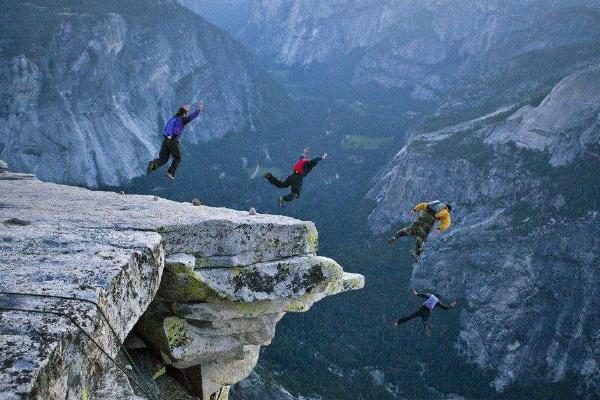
0, 170, 363, 400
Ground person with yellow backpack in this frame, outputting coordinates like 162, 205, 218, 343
388, 200, 452, 262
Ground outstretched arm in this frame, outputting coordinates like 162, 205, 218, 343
413, 288, 430, 299
183, 110, 199, 125
183, 101, 204, 125
307, 156, 323, 168
437, 301, 457, 310
303, 152, 327, 174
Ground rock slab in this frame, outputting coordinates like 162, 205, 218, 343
0, 173, 363, 400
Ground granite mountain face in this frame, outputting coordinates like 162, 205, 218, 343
192, 0, 600, 108
0, 0, 277, 188
367, 65, 600, 396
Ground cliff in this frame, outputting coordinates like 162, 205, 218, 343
217, 0, 600, 105
366, 66, 600, 396
0, 169, 363, 400
0, 0, 278, 188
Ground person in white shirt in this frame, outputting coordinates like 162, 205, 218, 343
394, 288, 457, 335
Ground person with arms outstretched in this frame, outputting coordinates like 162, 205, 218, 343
263, 147, 327, 207
147, 101, 205, 180
394, 288, 457, 335
388, 200, 453, 262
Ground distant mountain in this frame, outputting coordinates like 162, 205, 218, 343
0, 0, 280, 187
202, 0, 600, 109
367, 65, 600, 397
177, 0, 253, 35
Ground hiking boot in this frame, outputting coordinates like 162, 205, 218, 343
263, 171, 273, 179
165, 171, 175, 180
146, 162, 155, 174
278, 197, 285, 208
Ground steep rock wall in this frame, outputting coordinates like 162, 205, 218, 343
0, 0, 276, 188
366, 66, 600, 396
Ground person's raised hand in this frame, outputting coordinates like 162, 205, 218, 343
322, 152, 328, 160
199, 100, 205, 112
303, 147, 310, 154
450, 301, 457, 308
412, 288, 418, 296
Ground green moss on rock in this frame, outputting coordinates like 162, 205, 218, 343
158, 269, 223, 302
164, 317, 188, 349
80, 385, 89, 400
193, 254, 215, 269
307, 226, 319, 252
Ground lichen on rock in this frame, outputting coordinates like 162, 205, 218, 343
0, 173, 363, 400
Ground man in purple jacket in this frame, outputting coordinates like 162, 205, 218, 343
147, 101, 204, 179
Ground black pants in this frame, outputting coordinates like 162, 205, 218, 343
397, 305, 431, 327
150, 137, 182, 175
266, 172, 304, 202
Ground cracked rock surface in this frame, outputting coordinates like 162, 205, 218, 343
0, 172, 363, 400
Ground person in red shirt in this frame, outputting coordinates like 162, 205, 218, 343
263, 147, 327, 207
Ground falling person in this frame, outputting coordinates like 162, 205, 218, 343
394, 288, 457, 335
388, 201, 453, 262
263, 147, 327, 207
147, 101, 205, 180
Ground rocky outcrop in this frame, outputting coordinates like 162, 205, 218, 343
0, 0, 276, 188
366, 66, 600, 396
0, 171, 363, 399
135, 253, 362, 398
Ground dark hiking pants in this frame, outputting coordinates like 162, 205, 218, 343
266, 172, 304, 202
392, 221, 431, 256
397, 305, 431, 328
150, 137, 182, 176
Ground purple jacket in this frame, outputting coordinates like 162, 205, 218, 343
163, 110, 200, 137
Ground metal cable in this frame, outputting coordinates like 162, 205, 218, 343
0, 291, 160, 399
0, 306, 159, 400
0, 290, 150, 390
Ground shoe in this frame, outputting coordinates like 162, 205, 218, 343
165, 171, 175, 180
263, 171, 273, 178
278, 197, 285, 208
410, 250, 420, 263
424, 324, 432, 336
146, 162, 154, 174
